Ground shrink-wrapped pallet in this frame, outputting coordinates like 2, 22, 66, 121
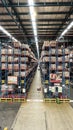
65, 71, 69, 77
1, 56, 6, 62
2, 63, 6, 69
8, 64, 12, 70
58, 57, 62, 62
51, 64, 56, 70
8, 85, 13, 91
50, 41, 57, 47
65, 49, 69, 54
1, 84, 8, 91
21, 57, 28, 62
42, 57, 49, 62
8, 56, 13, 62
58, 49, 62, 55
51, 49, 56, 55
65, 56, 69, 61
8, 49, 13, 55
21, 50, 29, 56
41, 51, 49, 57
1, 49, 7, 55
13, 42, 21, 48
14, 49, 21, 55
14, 71, 29, 77
21, 44, 29, 50
42, 41, 50, 50
14, 64, 27, 70
58, 66, 62, 70
51, 57, 56, 62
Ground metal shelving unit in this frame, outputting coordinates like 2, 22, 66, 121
40, 41, 70, 99
0, 41, 37, 98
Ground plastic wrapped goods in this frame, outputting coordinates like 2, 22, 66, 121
1, 56, 6, 62
21, 50, 29, 56
51, 49, 56, 55
1, 49, 7, 55
42, 57, 49, 62
21, 57, 28, 62
8, 64, 12, 70
14, 71, 26, 77
8, 57, 13, 62
14, 64, 27, 70
58, 49, 62, 55
65, 49, 69, 54
50, 41, 57, 47
42, 41, 50, 49
2, 64, 6, 70
13, 42, 21, 48
8, 49, 13, 55
51, 57, 56, 62
14, 49, 21, 55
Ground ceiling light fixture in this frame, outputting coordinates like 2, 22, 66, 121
59, 21, 73, 39
28, 0, 39, 59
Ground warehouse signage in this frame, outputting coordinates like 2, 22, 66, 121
8, 76, 17, 84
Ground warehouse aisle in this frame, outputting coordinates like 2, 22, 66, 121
11, 68, 73, 130
27, 68, 43, 99
11, 102, 73, 130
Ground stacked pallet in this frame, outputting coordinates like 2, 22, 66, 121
0, 42, 37, 97
40, 41, 70, 98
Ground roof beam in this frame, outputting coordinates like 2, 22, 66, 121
0, 2, 73, 7
1, 0, 29, 44
55, 6, 73, 38
5, 28, 63, 31
2, 24, 63, 26
0, 18, 72, 22
0, 11, 70, 15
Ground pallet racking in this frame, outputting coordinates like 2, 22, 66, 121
0, 41, 37, 98
40, 41, 70, 99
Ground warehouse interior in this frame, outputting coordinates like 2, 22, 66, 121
0, 0, 73, 130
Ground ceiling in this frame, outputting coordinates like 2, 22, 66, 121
0, 0, 73, 57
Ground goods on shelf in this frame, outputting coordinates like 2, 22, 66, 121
40, 41, 70, 99
0, 42, 37, 98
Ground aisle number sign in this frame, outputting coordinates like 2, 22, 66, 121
8, 76, 17, 84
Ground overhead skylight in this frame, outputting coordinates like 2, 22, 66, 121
28, 0, 39, 59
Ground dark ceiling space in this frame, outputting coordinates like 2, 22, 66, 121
0, 0, 73, 57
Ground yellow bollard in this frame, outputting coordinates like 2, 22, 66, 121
4, 127, 8, 130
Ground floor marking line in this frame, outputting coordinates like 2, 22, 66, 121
44, 111, 48, 130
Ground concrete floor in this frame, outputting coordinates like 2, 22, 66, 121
11, 69, 73, 130
0, 103, 21, 130
0, 68, 73, 129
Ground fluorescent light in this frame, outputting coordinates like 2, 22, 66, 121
0, 25, 19, 43
28, 0, 39, 59
67, 21, 73, 30
0, 26, 11, 37
59, 21, 73, 39
61, 29, 68, 36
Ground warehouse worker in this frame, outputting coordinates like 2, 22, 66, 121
4, 127, 8, 130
